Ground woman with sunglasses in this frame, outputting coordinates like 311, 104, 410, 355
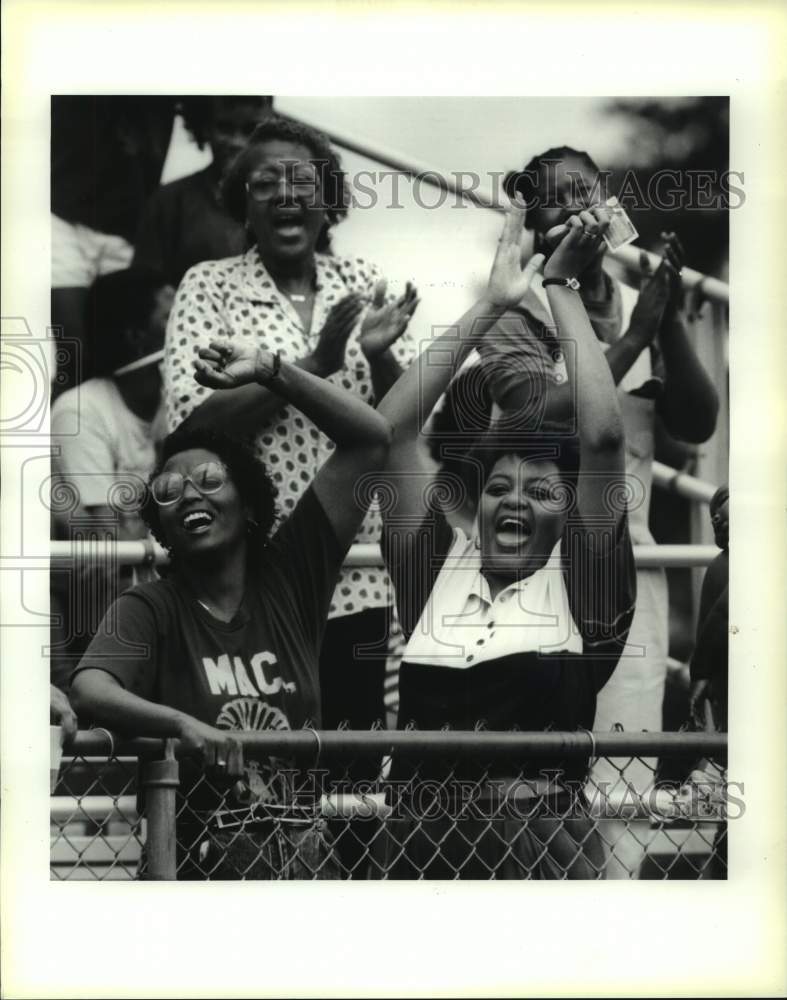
163, 113, 418, 757
70, 348, 392, 879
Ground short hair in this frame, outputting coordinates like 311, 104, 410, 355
221, 113, 350, 253
84, 267, 170, 375
503, 145, 602, 230
141, 428, 278, 568
471, 418, 581, 498
179, 95, 273, 149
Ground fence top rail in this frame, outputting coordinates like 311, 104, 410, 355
286, 113, 730, 306
67, 729, 727, 761
48, 540, 721, 569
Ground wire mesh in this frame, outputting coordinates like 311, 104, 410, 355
51, 752, 144, 881
50, 732, 728, 881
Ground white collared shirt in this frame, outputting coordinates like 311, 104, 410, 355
164, 247, 416, 618
403, 527, 583, 668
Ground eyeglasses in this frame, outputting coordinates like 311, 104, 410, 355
245, 165, 321, 202
150, 461, 228, 507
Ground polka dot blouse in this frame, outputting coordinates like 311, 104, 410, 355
163, 246, 416, 619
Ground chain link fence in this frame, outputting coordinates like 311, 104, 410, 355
51, 730, 728, 881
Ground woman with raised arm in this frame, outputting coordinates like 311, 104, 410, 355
163, 114, 419, 744
70, 346, 391, 880
373, 203, 637, 879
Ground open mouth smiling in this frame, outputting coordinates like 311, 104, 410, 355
494, 514, 533, 548
181, 509, 215, 534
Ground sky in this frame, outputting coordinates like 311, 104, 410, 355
163, 96, 628, 186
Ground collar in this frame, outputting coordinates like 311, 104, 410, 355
238, 246, 336, 305
467, 567, 532, 609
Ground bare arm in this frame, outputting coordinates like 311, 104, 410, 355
542, 211, 625, 524
488, 252, 672, 419
651, 232, 718, 442
656, 313, 719, 443
194, 342, 392, 549
70, 669, 244, 774
180, 294, 365, 435
376, 203, 546, 523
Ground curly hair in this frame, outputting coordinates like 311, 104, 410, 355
470, 418, 581, 498
503, 145, 603, 230
141, 428, 278, 568
221, 113, 350, 253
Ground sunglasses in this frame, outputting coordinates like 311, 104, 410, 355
150, 461, 228, 507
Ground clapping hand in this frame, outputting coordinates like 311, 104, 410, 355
630, 232, 685, 337
311, 294, 365, 375
657, 231, 685, 321
486, 197, 546, 310
359, 279, 419, 360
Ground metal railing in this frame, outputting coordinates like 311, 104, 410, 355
51, 730, 729, 881
46, 539, 722, 569
651, 462, 718, 504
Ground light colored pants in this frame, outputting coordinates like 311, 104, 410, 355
592, 565, 669, 794
591, 565, 668, 879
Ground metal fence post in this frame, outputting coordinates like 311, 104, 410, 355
140, 738, 179, 880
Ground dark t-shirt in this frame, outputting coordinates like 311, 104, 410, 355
133, 167, 247, 287
382, 506, 637, 783
74, 487, 342, 812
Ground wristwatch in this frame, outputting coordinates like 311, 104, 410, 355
257, 349, 282, 384
542, 276, 581, 290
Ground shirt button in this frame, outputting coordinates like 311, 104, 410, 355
487, 621, 495, 629
466, 655, 474, 663
476, 638, 485, 645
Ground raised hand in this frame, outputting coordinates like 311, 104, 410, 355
630, 257, 672, 338
311, 293, 365, 375
628, 233, 685, 338
486, 197, 546, 310
543, 207, 612, 281
360, 279, 419, 360
194, 340, 276, 389
659, 231, 685, 321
